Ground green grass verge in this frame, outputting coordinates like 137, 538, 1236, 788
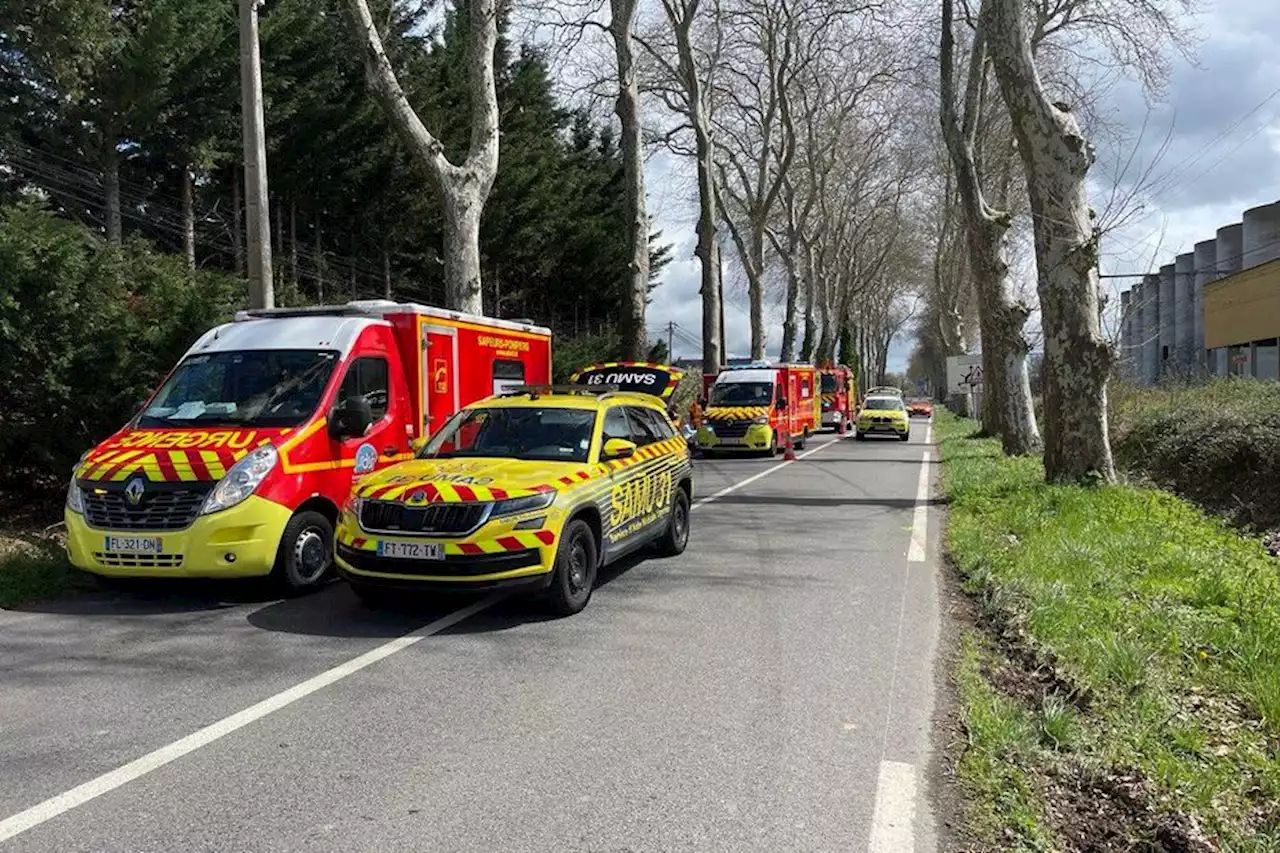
0, 532, 92, 608
936, 411, 1280, 851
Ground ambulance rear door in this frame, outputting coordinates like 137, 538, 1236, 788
422, 322, 460, 439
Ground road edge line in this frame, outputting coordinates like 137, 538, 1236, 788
867, 759, 918, 852
691, 438, 838, 510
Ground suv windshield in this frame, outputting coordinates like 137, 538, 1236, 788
709, 382, 774, 406
421, 406, 597, 463
820, 374, 837, 393
864, 397, 903, 411
138, 350, 338, 429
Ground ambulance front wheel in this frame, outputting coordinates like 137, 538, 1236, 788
546, 518, 598, 617
272, 510, 334, 596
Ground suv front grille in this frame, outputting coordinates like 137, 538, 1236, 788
81, 482, 212, 531
359, 501, 489, 536
93, 552, 185, 569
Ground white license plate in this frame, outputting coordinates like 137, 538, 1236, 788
376, 541, 443, 560
104, 536, 163, 554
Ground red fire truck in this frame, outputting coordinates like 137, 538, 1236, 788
694, 362, 821, 455
64, 300, 552, 593
819, 365, 858, 433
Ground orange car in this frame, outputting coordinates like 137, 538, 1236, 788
906, 398, 934, 418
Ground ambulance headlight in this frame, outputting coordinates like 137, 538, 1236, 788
490, 491, 555, 519
750, 416, 769, 424
202, 445, 278, 515
66, 475, 84, 514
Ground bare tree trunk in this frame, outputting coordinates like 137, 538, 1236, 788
940, 0, 1040, 454
231, 167, 245, 276
180, 162, 196, 270
779, 239, 800, 361
611, 0, 649, 360
273, 195, 284, 293
801, 243, 816, 361
748, 229, 765, 359
104, 141, 122, 245
347, 0, 498, 315
695, 128, 723, 371
984, 0, 1114, 482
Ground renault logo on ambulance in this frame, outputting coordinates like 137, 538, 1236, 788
124, 477, 145, 506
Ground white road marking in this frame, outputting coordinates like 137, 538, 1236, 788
907, 450, 931, 562
923, 421, 933, 445
0, 444, 844, 842
0, 594, 501, 843
691, 438, 838, 510
867, 760, 918, 852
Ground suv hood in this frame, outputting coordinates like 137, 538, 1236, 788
75, 426, 285, 483
356, 456, 599, 503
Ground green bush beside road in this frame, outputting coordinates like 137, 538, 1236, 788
937, 411, 1280, 850
1111, 379, 1280, 533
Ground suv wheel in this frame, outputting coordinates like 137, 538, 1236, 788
546, 519, 598, 616
655, 487, 691, 556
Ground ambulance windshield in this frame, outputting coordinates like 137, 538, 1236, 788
709, 382, 773, 407
820, 374, 838, 393
421, 406, 597, 463
138, 350, 338, 429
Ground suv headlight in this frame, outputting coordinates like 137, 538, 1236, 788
202, 445, 278, 515
490, 491, 555, 519
66, 475, 84, 514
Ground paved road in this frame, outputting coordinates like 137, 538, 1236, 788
0, 424, 941, 852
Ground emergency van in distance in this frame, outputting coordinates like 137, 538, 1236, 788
819, 365, 858, 432
64, 300, 552, 593
695, 362, 821, 455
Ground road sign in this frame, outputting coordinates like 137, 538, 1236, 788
946, 354, 983, 391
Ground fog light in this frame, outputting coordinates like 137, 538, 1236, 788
514, 516, 547, 530
224, 553, 237, 563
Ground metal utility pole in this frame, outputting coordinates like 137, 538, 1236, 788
239, 0, 274, 309
667, 321, 675, 359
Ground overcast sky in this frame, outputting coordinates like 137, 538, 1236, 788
637, 0, 1280, 369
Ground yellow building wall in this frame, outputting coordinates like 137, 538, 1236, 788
1204, 258, 1280, 349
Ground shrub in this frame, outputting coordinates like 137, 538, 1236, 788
0, 202, 245, 495
1109, 379, 1280, 531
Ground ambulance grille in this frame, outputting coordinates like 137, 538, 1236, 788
713, 422, 751, 438
360, 501, 489, 536
80, 482, 211, 531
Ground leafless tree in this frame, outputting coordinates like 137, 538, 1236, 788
345, 0, 499, 314
983, 0, 1193, 483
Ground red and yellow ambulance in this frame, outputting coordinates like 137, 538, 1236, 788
64, 300, 551, 593
819, 364, 858, 432
694, 362, 821, 455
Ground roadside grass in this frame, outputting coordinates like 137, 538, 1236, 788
936, 411, 1280, 851
0, 529, 91, 608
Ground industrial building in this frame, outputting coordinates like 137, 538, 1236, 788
1119, 199, 1280, 383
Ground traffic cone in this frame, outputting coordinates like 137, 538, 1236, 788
782, 429, 797, 461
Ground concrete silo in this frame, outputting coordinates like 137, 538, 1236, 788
1192, 239, 1216, 370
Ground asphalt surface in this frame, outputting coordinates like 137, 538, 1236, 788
0, 424, 942, 852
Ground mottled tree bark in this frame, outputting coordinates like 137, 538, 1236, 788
180, 163, 196, 270
347, 0, 498, 314
940, 0, 1040, 454
610, 0, 650, 360
984, 0, 1114, 483
104, 142, 121, 245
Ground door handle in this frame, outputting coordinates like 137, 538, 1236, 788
381, 446, 398, 456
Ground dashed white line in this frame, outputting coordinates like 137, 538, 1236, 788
691, 438, 839, 509
0, 594, 502, 844
867, 760, 919, 852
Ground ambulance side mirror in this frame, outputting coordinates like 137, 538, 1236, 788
330, 396, 374, 440
775, 398, 787, 410
602, 438, 637, 460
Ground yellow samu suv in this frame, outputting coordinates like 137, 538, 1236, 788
335, 385, 694, 615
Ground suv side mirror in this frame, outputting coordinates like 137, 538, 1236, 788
602, 438, 637, 460
330, 396, 374, 440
